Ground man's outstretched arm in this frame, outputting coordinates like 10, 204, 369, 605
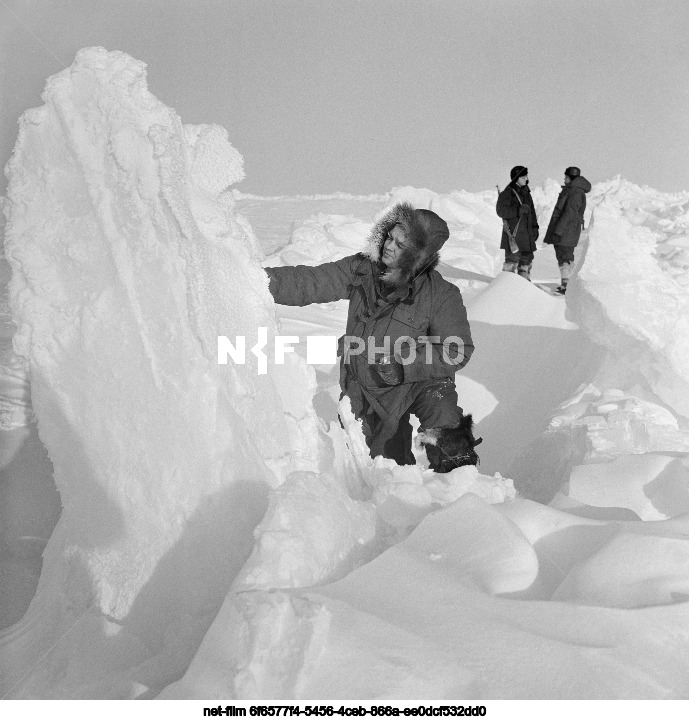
266, 255, 358, 306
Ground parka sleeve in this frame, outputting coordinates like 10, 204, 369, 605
529, 194, 539, 233
496, 188, 518, 221
265, 255, 358, 306
401, 283, 474, 383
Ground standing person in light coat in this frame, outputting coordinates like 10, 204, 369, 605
496, 166, 539, 281
544, 167, 592, 294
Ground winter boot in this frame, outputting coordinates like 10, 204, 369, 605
418, 416, 483, 473
502, 260, 518, 273
556, 261, 574, 293
517, 261, 532, 282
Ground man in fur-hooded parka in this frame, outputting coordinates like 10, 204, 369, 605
266, 203, 474, 466
543, 167, 592, 293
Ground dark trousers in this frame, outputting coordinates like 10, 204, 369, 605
504, 249, 535, 264
367, 378, 463, 465
554, 245, 575, 264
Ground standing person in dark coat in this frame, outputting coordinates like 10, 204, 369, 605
265, 203, 480, 472
544, 167, 592, 294
496, 166, 539, 281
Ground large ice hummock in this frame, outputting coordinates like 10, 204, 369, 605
569, 199, 689, 418
1, 47, 321, 695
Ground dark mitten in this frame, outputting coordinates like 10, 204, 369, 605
419, 415, 482, 473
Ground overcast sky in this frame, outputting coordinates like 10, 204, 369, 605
1, 0, 688, 196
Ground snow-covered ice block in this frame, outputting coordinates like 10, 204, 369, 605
568, 200, 689, 419
369, 460, 434, 528
159, 588, 477, 700
568, 454, 689, 521
0, 47, 309, 696
233, 471, 376, 591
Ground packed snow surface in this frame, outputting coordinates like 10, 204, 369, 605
2, 48, 689, 699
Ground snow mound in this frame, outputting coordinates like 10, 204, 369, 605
162, 495, 689, 699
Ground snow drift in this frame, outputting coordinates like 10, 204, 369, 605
2, 48, 689, 700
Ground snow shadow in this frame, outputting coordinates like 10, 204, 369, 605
459, 319, 604, 481
1, 444, 271, 698
0, 423, 60, 629
506, 524, 620, 601
0, 374, 129, 697
508, 427, 589, 504
123, 478, 270, 656
436, 261, 493, 284
643, 457, 689, 518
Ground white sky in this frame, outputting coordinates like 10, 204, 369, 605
1, 0, 689, 196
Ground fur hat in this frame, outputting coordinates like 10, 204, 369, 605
565, 166, 581, 179
363, 203, 450, 288
363, 202, 449, 289
510, 165, 528, 181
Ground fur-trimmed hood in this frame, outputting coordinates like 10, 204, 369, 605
363, 202, 450, 289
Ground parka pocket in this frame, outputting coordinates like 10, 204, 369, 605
387, 307, 430, 356
391, 306, 428, 332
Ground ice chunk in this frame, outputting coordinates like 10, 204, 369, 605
569, 454, 689, 521
233, 471, 376, 591
568, 201, 689, 418
0, 47, 306, 694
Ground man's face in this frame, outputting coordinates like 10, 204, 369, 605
516, 174, 528, 187
382, 224, 407, 268
564, 175, 571, 186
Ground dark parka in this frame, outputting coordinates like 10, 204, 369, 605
266, 203, 474, 457
544, 175, 592, 247
496, 181, 539, 252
